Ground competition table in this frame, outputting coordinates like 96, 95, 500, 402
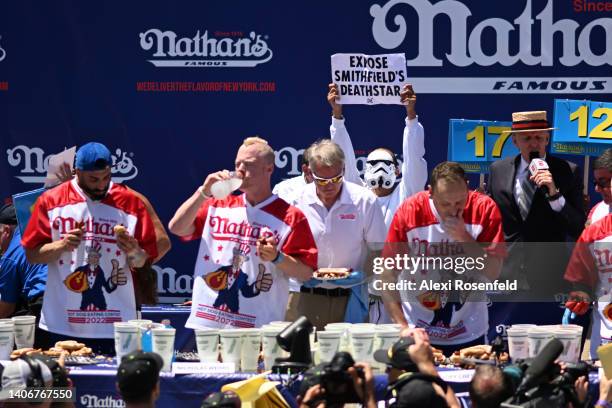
65, 364, 601, 408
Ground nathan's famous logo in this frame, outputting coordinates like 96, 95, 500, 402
139, 29, 273, 67
80, 395, 125, 408
0, 35, 5, 63
274, 146, 395, 178
208, 216, 281, 245
6, 145, 138, 184
51, 216, 117, 237
370, 0, 612, 93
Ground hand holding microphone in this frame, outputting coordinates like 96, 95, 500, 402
528, 151, 558, 198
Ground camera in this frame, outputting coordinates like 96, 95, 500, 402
299, 352, 364, 406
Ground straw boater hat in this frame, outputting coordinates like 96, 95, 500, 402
505, 111, 556, 134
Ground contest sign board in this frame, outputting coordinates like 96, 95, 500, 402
551, 99, 612, 156
447, 119, 518, 173
331, 53, 407, 105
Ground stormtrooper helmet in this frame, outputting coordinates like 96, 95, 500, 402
364, 149, 397, 189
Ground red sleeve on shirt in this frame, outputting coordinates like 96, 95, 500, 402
133, 201, 159, 262
281, 210, 318, 270
472, 192, 507, 258
564, 220, 609, 289
178, 199, 212, 242
21, 193, 52, 250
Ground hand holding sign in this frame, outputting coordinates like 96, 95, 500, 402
327, 83, 343, 119
400, 84, 417, 119
255, 264, 273, 292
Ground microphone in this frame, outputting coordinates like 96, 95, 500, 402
515, 338, 563, 394
527, 151, 550, 198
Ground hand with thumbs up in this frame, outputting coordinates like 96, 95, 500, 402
110, 259, 128, 286
255, 263, 273, 292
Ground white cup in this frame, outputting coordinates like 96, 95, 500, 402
12, 316, 36, 349
238, 329, 261, 372
195, 329, 219, 363
0, 323, 15, 360
527, 328, 553, 358
114, 322, 140, 361
219, 329, 243, 369
373, 330, 400, 371
554, 330, 579, 363
317, 331, 343, 363
507, 327, 529, 360
350, 331, 376, 363
324, 324, 352, 352
262, 327, 283, 370
152, 328, 176, 372
210, 174, 243, 199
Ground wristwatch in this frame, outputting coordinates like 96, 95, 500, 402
272, 251, 285, 265
547, 189, 562, 201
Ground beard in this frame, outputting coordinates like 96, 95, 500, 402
79, 182, 110, 201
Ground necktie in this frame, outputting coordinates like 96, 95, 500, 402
517, 168, 536, 220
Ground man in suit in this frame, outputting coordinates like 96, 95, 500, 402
488, 111, 585, 310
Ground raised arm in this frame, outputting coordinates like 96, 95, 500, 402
399, 84, 427, 199
328, 83, 362, 185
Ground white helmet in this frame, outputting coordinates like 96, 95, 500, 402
364, 149, 397, 189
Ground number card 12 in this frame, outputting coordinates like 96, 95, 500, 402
448, 119, 517, 173
552, 99, 612, 156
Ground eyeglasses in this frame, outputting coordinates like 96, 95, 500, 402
311, 171, 344, 186
593, 179, 612, 189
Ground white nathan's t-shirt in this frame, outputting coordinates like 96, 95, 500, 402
384, 191, 505, 346
22, 179, 158, 338
181, 194, 317, 329
565, 214, 612, 354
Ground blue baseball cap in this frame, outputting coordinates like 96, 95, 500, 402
75, 142, 112, 171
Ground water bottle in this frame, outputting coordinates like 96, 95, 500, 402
210, 172, 243, 199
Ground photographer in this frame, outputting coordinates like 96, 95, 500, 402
374, 329, 459, 408
470, 365, 513, 408
0, 353, 73, 408
297, 357, 377, 408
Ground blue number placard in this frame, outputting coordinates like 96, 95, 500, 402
12, 188, 45, 237
448, 119, 517, 173
551, 99, 612, 156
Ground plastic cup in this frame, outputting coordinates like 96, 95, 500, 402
527, 328, 553, 358
0, 323, 15, 360
325, 323, 352, 352
317, 331, 342, 364
262, 326, 283, 370
373, 329, 400, 371
554, 330, 579, 363
12, 316, 36, 349
350, 331, 376, 363
152, 328, 176, 372
238, 329, 261, 372
114, 322, 140, 361
219, 329, 243, 370
210, 175, 243, 199
195, 329, 219, 363
506, 327, 529, 360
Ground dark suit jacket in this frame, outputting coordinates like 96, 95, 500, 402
488, 154, 585, 294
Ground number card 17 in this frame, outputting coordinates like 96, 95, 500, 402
448, 119, 518, 173
551, 99, 612, 156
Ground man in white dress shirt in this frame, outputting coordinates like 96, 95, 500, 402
327, 83, 428, 323
286, 140, 387, 328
